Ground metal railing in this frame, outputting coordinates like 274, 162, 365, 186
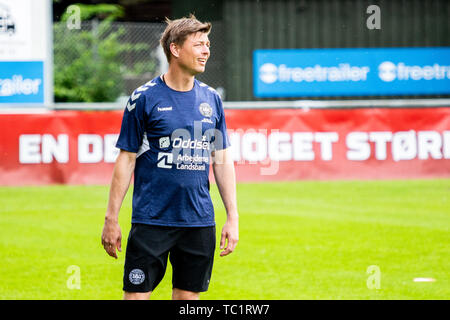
53, 20, 226, 102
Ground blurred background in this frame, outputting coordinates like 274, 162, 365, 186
49, 0, 450, 102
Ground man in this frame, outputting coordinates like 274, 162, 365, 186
101, 15, 239, 300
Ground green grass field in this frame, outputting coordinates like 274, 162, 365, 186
0, 179, 449, 300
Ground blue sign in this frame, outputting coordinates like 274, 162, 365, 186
0, 61, 44, 103
254, 47, 450, 97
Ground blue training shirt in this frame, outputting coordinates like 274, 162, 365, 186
116, 75, 230, 227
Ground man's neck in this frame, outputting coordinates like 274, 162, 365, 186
163, 66, 195, 92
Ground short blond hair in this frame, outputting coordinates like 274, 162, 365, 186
159, 14, 211, 62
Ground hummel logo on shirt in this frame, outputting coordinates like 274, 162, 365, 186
158, 106, 173, 111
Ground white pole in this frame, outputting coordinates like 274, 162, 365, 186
45, 0, 54, 108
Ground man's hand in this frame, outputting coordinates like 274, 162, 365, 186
101, 217, 122, 259
212, 148, 239, 257
220, 217, 239, 257
101, 150, 135, 259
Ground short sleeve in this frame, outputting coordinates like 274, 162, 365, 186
115, 93, 146, 153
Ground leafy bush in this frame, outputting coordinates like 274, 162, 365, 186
53, 4, 153, 102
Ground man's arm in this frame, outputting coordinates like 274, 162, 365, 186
101, 150, 136, 259
212, 147, 239, 257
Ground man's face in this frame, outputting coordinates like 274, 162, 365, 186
175, 32, 210, 75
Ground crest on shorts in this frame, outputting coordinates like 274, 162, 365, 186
199, 103, 213, 118
129, 269, 145, 285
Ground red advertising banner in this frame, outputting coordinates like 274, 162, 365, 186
0, 110, 123, 185
0, 107, 449, 185
226, 107, 450, 181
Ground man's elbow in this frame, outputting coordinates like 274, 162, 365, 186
116, 149, 137, 171
212, 148, 233, 166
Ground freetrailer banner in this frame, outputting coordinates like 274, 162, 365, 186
0, 107, 449, 185
254, 47, 450, 97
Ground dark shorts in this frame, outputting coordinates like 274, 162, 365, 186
123, 223, 216, 293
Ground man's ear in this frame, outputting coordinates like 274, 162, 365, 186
170, 43, 179, 58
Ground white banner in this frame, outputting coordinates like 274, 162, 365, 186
0, 0, 52, 106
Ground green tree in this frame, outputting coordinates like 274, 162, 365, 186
53, 4, 153, 102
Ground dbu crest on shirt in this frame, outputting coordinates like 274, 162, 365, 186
199, 103, 213, 117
